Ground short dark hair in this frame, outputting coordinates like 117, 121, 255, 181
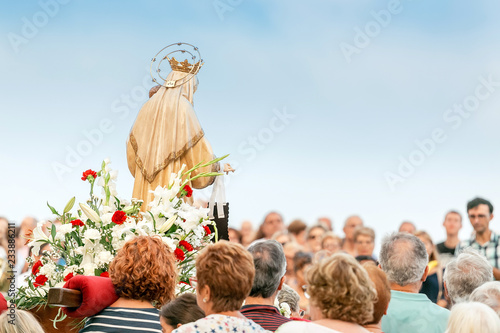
248, 240, 287, 298
467, 198, 494, 214
160, 293, 205, 327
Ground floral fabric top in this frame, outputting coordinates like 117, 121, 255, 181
172, 314, 269, 333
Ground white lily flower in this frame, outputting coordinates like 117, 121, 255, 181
158, 215, 177, 233
79, 203, 101, 223
28, 226, 50, 256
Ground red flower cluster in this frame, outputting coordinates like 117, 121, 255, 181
81, 169, 97, 181
179, 240, 193, 252
32, 260, 43, 275
174, 248, 185, 261
34, 275, 48, 287
100, 272, 109, 278
64, 273, 74, 282
71, 219, 85, 227
203, 226, 211, 235
112, 211, 127, 225
183, 185, 193, 197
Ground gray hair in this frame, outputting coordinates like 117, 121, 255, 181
248, 240, 287, 298
277, 283, 300, 312
379, 232, 428, 286
470, 281, 500, 316
445, 302, 500, 333
443, 248, 493, 305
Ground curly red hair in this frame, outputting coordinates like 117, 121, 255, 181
109, 236, 177, 307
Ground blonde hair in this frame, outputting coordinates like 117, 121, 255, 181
0, 309, 45, 333
414, 231, 438, 262
353, 227, 375, 243
307, 253, 376, 325
446, 302, 500, 333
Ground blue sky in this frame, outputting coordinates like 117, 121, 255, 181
2, 0, 500, 249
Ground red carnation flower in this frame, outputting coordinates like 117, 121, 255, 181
34, 274, 48, 287
71, 219, 84, 227
81, 169, 97, 181
179, 240, 194, 252
32, 260, 43, 275
100, 272, 109, 278
174, 248, 185, 261
112, 211, 127, 225
64, 273, 74, 282
203, 226, 211, 235
183, 185, 193, 198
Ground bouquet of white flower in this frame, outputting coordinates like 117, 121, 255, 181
14, 156, 226, 311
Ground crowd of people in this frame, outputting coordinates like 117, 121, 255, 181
1, 196, 500, 332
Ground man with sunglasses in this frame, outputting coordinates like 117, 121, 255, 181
456, 197, 500, 280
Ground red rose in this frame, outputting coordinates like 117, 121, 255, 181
81, 169, 98, 181
174, 248, 185, 261
183, 185, 193, 198
179, 240, 194, 252
203, 226, 211, 235
32, 260, 43, 275
64, 273, 74, 282
71, 219, 84, 227
100, 272, 109, 278
112, 211, 127, 224
34, 274, 48, 287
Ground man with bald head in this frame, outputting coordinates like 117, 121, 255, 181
342, 215, 363, 256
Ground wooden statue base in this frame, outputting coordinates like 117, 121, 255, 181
29, 306, 80, 333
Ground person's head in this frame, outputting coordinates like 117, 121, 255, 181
0, 309, 44, 333
443, 248, 493, 305
282, 242, 303, 276
160, 293, 205, 333
321, 232, 342, 253
443, 210, 462, 237
287, 219, 307, 245
293, 251, 313, 285
306, 253, 376, 324
379, 232, 428, 288
257, 212, 284, 240
467, 197, 494, 235
110, 236, 177, 307
271, 231, 292, 246
195, 241, 255, 315
354, 227, 375, 257
362, 263, 391, 326
343, 215, 363, 241
398, 221, 416, 234
240, 221, 255, 246
306, 225, 327, 253
317, 217, 333, 231
470, 281, 500, 316
227, 228, 242, 244
445, 302, 500, 333
414, 231, 437, 262
247, 240, 287, 299
277, 284, 301, 318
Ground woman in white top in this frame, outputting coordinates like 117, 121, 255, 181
277, 253, 376, 333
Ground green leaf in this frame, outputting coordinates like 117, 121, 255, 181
51, 224, 56, 241
47, 202, 60, 216
63, 197, 76, 214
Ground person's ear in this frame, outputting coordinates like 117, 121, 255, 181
177, 323, 182, 328
421, 265, 429, 282
444, 281, 449, 301
277, 276, 285, 291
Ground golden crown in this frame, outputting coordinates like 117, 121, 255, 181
169, 57, 203, 74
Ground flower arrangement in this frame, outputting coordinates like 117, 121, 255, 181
14, 156, 226, 311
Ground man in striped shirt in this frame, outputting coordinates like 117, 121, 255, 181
241, 240, 292, 331
456, 197, 500, 280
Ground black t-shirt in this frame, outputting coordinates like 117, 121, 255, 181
436, 242, 455, 256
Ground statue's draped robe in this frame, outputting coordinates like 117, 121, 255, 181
127, 71, 215, 210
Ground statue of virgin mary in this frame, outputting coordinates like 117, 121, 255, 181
126, 58, 215, 210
